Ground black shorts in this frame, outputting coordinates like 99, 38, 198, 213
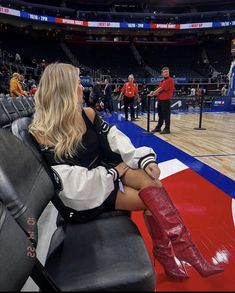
65, 180, 119, 224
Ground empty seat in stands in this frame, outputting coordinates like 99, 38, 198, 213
10, 97, 29, 117
0, 97, 19, 122
0, 101, 11, 128
27, 96, 35, 109
18, 95, 34, 116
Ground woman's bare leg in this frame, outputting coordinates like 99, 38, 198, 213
121, 168, 162, 190
115, 168, 162, 211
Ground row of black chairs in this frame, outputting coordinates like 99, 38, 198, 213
0, 113, 156, 291
0, 95, 35, 129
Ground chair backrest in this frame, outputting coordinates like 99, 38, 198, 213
19, 96, 34, 116
0, 96, 19, 122
0, 100, 11, 129
0, 201, 36, 291
0, 129, 55, 244
11, 117, 41, 161
27, 96, 35, 110
11, 97, 28, 117
11, 117, 75, 223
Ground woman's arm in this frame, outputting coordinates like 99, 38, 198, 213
51, 163, 119, 211
91, 110, 157, 170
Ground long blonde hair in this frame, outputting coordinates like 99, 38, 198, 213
29, 63, 86, 161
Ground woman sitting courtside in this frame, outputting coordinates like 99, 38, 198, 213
29, 63, 223, 280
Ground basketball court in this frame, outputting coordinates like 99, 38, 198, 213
109, 112, 235, 291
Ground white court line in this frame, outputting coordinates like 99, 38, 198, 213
158, 158, 189, 180
232, 199, 235, 227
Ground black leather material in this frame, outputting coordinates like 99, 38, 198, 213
45, 216, 156, 292
0, 100, 11, 128
0, 201, 35, 291
11, 98, 28, 117
0, 129, 54, 243
11, 117, 42, 162
0, 97, 19, 122
56, 210, 131, 227
19, 96, 34, 116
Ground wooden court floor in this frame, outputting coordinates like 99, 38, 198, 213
134, 112, 235, 181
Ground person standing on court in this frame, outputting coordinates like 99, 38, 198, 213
119, 74, 139, 121
103, 78, 113, 115
148, 67, 175, 134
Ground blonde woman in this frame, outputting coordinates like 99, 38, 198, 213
9, 72, 27, 97
29, 63, 223, 280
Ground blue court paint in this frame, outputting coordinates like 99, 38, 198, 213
105, 113, 235, 199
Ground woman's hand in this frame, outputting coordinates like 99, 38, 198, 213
114, 162, 129, 178
145, 162, 161, 181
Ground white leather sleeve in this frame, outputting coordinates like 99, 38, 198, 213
51, 164, 117, 211
107, 125, 157, 169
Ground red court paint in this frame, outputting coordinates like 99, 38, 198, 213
132, 168, 235, 291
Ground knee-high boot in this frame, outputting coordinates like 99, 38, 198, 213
143, 211, 188, 279
139, 186, 224, 277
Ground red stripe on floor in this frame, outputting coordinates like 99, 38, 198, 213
131, 168, 235, 291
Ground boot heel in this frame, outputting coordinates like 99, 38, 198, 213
143, 212, 189, 280
154, 248, 189, 279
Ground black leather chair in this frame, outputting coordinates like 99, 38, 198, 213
0, 100, 11, 129
0, 96, 19, 123
0, 201, 36, 291
0, 127, 156, 291
18, 95, 34, 116
27, 95, 35, 110
10, 97, 29, 118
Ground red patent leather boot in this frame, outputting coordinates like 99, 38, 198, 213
139, 186, 224, 277
144, 212, 188, 279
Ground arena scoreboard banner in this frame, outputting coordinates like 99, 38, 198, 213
147, 77, 189, 84
1, 6, 235, 30
211, 97, 235, 111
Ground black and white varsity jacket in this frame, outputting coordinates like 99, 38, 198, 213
51, 111, 157, 212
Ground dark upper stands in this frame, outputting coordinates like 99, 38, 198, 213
67, 42, 144, 77
204, 40, 231, 74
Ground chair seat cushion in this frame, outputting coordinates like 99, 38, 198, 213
45, 215, 156, 291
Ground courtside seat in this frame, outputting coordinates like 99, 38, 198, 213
45, 216, 155, 292
0, 201, 36, 291
1, 123, 156, 291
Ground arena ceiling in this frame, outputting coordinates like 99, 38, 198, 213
65, 0, 234, 7
24, 0, 234, 7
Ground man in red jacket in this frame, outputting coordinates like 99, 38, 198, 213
148, 67, 175, 134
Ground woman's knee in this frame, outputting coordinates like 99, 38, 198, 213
122, 168, 162, 190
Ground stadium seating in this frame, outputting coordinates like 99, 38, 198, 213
0, 95, 35, 129
67, 43, 144, 77
0, 119, 156, 291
